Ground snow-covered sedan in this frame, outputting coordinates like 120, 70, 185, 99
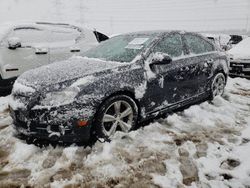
228, 37, 250, 78
0, 22, 108, 94
9, 31, 229, 143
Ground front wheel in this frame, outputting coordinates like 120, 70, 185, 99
93, 95, 138, 140
210, 73, 226, 99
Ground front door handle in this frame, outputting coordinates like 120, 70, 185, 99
70, 47, 80, 53
180, 66, 189, 71
206, 59, 214, 64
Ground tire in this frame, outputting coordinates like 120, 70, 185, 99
209, 72, 226, 100
93, 95, 138, 140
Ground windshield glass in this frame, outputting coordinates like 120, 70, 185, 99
83, 33, 156, 63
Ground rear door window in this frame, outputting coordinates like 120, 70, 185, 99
153, 33, 184, 58
184, 34, 214, 55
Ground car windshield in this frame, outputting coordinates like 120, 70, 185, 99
83, 33, 156, 63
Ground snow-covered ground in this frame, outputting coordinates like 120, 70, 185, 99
0, 77, 249, 188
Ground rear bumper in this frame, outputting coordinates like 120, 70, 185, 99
9, 105, 94, 143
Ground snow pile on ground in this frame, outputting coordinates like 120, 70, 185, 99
0, 77, 250, 188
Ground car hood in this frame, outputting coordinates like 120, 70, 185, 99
228, 49, 250, 60
16, 56, 123, 90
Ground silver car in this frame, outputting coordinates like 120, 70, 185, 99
0, 22, 108, 94
228, 37, 250, 79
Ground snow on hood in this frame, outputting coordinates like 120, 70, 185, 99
228, 37, 250, 59
16, 56, 123, 90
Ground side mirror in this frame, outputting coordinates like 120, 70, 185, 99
150, 52, 172, 66
7, 37, 21, 50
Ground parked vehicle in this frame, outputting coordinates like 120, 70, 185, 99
0, 22, 108, 94
9, 31, 229, 143
229, 35, 243, 45
201, 33, 231, 50
228, 37, 250, 78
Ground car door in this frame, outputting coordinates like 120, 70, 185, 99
182, 33, 216, 94
143, 32, 188, 113
48, 25, 97, 63
0, 26, 49, 79
48, 25, 98, 63
47, 26, 78, 63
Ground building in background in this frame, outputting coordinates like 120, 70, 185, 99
0, 0, 249, 35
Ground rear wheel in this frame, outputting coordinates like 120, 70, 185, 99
210, 73, 226, 99
93, 95, 138, 140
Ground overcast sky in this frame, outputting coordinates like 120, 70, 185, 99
0, 0, 249, 35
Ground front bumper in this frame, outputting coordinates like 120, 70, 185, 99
9, 104, 94, 143
229, 60, 250, 78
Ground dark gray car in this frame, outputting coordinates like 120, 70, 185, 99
9, 31, 229, 143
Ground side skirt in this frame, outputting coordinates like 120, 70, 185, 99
141, 92, 210, 122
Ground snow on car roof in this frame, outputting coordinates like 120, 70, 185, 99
0, 21, 96, 41
120, 30, 177, 36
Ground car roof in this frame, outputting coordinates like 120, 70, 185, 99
119, 30, 180, 36
0, 21, 94, 32
116, 30, 207, 38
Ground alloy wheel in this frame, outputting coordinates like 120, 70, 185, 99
212, 73, 226, 97
102, 100, 134, 137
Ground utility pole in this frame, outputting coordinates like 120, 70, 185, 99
247, 16, 249, 33
55, 0, 62, 21
79, 0, 84, 24
79, 0, 88, 25
110, 16, 114, 34
247, 0, 250, 33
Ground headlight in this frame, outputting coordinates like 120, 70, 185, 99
39, 75, 95, 107
40, 87, 79, 107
